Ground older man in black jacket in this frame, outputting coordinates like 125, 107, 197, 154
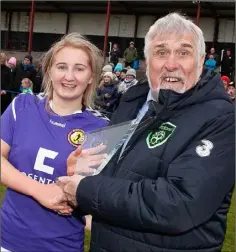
59, 13, 234, 252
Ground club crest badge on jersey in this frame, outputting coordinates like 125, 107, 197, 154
68, 129, 86, 147
146, 122, 176, 149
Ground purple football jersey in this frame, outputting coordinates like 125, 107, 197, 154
1, 94, 109, 252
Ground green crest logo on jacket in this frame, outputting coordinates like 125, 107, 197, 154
146, 122, 176, 148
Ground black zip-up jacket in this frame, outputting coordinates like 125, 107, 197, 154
77, 68, 235, 252
110, 49, 121, 66
1, 64, 11, 90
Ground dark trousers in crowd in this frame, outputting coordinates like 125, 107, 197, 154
1, 93, 12, 115
125, 61, 134, 68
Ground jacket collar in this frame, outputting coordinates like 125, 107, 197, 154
122, 68, 231, 111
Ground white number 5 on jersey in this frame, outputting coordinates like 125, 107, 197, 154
34, 147, 58, 175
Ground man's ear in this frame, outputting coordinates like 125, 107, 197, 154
200, 55, 205, 66
198, 55, 205, 74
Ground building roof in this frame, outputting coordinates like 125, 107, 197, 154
2, 1, 235, 19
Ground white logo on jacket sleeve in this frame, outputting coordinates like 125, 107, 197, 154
196, 139, 213, 157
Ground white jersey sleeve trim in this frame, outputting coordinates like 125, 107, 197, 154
86, 106, 110, 121
36, 92, 45, 99
1, 247, 12, 252
12, 97, 17, 121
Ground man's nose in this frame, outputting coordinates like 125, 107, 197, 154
164, 54, 179, 71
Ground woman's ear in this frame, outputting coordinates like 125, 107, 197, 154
88, 76, 93, 85
48, 69, 51, 78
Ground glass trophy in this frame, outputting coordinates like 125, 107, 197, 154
75, 119, 139, 176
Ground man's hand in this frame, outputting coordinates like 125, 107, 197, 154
67, 145, 106, 176
1, 90, 6, 95
32, 183, 74, 215
57, 175, 85, 207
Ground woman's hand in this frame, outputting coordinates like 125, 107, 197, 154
32, 183, 74, 215
67, 145, 106, 176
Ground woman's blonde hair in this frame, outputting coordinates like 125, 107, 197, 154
98, 79, 105, 89
22, 78, 33, 89
42, 33, 103, 107
1, 53, 7, 65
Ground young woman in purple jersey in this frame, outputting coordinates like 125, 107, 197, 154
1, 33, 109, 252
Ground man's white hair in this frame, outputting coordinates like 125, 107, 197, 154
144, 13, 205, 65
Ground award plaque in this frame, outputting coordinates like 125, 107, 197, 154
75, 119, 139, 176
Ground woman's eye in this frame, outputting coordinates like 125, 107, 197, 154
75, 68, 84, 72
58, 65, 66, 70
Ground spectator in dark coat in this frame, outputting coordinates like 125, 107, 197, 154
35, 65, 43, 93
7, 57, 17, 97
96, 71, 118, 118
109, 43, 120, 67
1, 53, 12, 114
221, 49, 233, 79
113, 63, 123, 82
13, 55, 37, 93
34, 54, 45, 93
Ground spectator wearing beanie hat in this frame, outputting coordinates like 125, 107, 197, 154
126, 68, 136, 78
13, 54, 37, 93
24, 55, 33, 64
98, 71, 114, 91
102, 71, 114, 81
96, 71, 118, 118
8, 57, 17, 69
100, 64, 113, 82
102, 64, 113, 73
221, 75, 230, 91
114, 63, 123, 81
114, 63, 123, 72
101, 64, 117, 82
118, 68, 138, 94
7, 57, 17, 95
123, 41, 138, 68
